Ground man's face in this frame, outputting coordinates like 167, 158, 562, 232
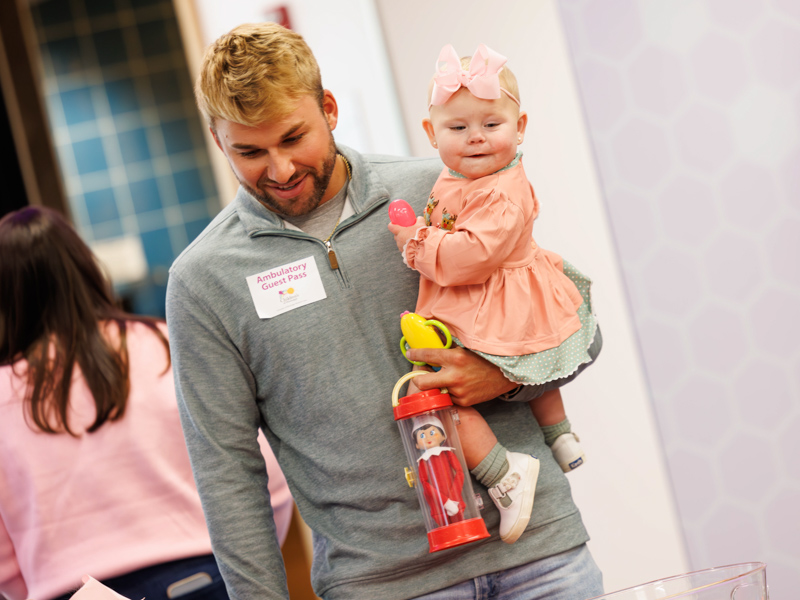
212, 92, 340, 217
415, 426, 446, 450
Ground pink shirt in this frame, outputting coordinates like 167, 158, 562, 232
0, 322, 293, 600
405, 160, 584, 356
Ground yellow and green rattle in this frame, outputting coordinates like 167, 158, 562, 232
399, 312, 452, 368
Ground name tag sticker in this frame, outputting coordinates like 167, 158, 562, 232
246, 256, 327, 318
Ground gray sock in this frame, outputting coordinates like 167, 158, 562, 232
470, 443, 509, 488
541, 418, 572, 447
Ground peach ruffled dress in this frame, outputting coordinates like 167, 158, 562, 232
404, 154, 597, 384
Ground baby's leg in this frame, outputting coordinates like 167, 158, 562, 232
530, 388, 572, 446
531, 389, 586, 472
455, 406, 539, 544
529, 388, 567, 428
453, 406, 498, 470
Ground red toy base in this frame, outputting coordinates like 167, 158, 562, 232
427, 518, 490, 553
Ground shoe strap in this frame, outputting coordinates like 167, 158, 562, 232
490, 473, 519, 498
489, 486, 505, 501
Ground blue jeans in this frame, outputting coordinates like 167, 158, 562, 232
412, 544, 603, 600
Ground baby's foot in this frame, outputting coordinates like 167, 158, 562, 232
551, 432, 586, 472
488, 452, 540, 544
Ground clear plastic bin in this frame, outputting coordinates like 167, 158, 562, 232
589, 562, 768, 600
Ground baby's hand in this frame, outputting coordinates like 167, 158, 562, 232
387, 216, 426, 253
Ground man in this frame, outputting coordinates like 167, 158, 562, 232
166, 22, 603, 600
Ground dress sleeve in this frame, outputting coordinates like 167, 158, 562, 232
166, 273, 289, 600
0, 515, 27, 600
404, 187, 526, 287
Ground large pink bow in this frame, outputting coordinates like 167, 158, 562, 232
430, 43, 508, 107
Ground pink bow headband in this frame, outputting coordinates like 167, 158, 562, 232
429, 43, 520, 109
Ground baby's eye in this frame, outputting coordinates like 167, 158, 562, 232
449, 125, 465, 131
486, 123, 499, 128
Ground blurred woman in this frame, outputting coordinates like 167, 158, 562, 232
0, 207, 293, 600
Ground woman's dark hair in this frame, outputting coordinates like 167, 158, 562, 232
0, 206, 169, 435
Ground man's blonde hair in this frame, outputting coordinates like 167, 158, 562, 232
427, 56, 521, 107
196, 22, 324, 128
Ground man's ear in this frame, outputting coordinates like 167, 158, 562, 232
422, 119, 437, 148
322, 89, 339, 131
210, 127, 223, 152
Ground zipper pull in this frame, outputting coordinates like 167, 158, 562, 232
325, 240, 339, 269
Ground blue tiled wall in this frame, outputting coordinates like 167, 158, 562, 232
31, 0, 218, 317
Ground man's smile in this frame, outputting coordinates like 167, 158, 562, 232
264, 174, 309, 200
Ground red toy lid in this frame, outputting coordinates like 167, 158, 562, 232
393, 389, 453, 421
427, 518, 490, 553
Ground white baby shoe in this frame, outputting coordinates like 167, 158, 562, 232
488, 452, 540, 544
551, 432, 586, 473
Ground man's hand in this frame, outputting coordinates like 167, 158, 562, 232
405, 347, 517, 406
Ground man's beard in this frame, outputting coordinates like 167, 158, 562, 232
241, 141, 338, 218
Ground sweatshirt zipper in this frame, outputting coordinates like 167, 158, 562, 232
322, 196, 393, 276
249, 231, 347, 288
252, 197, 389, 287
324, 240, 339, 270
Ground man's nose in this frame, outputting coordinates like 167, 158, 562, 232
266, 152, 296, 183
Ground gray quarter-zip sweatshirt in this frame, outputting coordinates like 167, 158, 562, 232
166, 145, 589, 600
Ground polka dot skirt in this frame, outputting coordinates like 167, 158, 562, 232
457, 261, 599, 385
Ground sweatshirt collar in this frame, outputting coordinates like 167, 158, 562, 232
235, 144, 390, 237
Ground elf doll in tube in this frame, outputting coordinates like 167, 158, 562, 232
412, 414, 466, 527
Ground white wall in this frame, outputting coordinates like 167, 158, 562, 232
376, 0, 688, 593
559, 1, 800, 597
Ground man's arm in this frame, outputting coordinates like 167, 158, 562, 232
166, 273, 289, 600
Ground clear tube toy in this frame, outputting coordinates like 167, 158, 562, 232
392, 371, 490, 552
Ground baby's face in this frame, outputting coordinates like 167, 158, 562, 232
424, 88, 525, 179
